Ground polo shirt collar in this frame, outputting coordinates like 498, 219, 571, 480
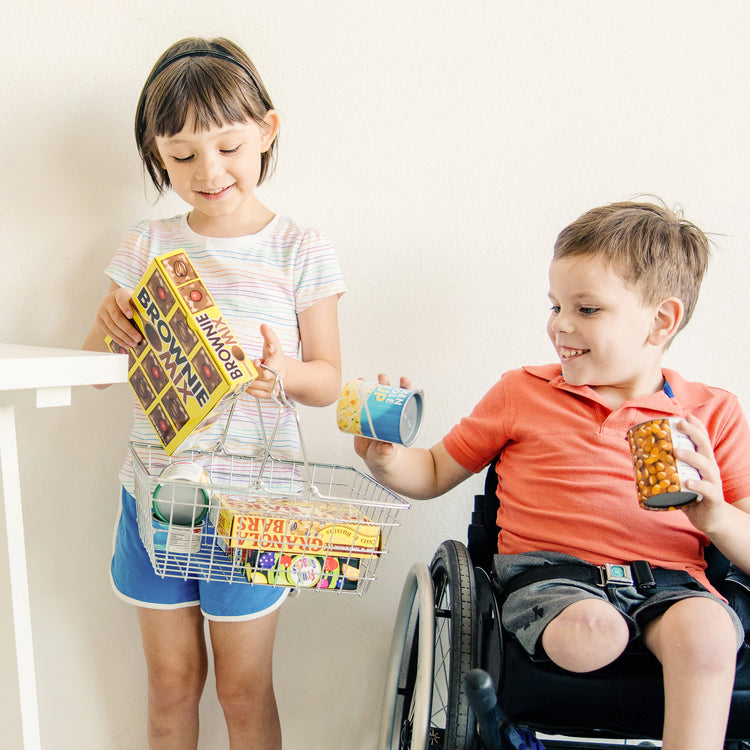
523, 364, 715, 416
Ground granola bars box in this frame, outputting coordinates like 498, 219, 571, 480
209, 494, 382, 590
106, 250, 258, 454
211, 494, 382, 555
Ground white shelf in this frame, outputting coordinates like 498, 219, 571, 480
0, 343, 127, 749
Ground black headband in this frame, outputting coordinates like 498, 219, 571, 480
146, 49, 253, 88
136, 48, 267, 141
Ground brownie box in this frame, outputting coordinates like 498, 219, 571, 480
106, 250, 258, 454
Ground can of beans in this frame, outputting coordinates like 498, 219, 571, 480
337, 379, 423, 446
153, 461, 211, 526
627, 418, 702, 510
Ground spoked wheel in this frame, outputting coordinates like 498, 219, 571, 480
379, 541, 477, 750
429, 540, 477, 749
379, 563, 435, 750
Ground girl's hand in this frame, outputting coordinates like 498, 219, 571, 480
675, 414, 731, 534
246, 324, 288, 400
96, 286, 141, 349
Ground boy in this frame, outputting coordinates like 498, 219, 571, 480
356, 201, 750, 750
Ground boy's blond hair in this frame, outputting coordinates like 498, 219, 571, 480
553, 201, 710, 334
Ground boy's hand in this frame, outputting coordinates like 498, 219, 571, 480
353, 373, 412, 472
96, 286, 141, 348
675, 414, 731, 534
247, 324, 287, 399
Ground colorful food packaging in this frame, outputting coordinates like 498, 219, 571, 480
627, 417, 702, 510
336, 379, 423, 446
106, 250, 258, 454
210, 494, 382, 554
241, 549, 362, 590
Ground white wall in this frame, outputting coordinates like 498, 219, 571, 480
1, 2, 749, 748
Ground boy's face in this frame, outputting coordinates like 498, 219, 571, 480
547, 255, 667, 406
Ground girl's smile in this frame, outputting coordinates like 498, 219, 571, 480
155, 112, 279, 237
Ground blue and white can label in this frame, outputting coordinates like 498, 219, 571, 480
337, 379, 423, 446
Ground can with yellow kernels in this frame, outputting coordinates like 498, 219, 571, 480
627, 418, 702, 511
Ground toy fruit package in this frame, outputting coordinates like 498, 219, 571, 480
106, 250, 258, 454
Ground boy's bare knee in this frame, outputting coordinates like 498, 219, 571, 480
542, 598, 629, 672
645, 597, 737, 673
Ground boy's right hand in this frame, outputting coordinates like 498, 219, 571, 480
96, 286, 141, 349
353, 373, 412, 471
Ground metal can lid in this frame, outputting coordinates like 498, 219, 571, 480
399, 391, 424, 447
153, 462, 210, 525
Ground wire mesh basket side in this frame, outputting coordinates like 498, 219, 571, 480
131, 440, 409, 595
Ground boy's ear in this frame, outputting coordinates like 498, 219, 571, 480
649, 297, 684, 346
260, 110, 280, 152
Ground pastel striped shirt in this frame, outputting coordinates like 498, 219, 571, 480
106, 213, 346, 488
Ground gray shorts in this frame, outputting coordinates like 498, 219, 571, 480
494, 551, 744, 659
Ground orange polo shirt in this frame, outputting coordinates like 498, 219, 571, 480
443, 365, 750, 590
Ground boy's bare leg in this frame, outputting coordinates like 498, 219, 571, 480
643, 597, 737, 750
209, 608, 282, 750
541, 598, 630, 672
137, 606, 208, 750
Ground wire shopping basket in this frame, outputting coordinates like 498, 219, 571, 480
131, 370, 410, 595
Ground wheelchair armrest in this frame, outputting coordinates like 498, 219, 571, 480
719, 565, 750, 644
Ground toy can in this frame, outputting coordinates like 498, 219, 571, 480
152, 515, 202, 554
337, 379, 423, 446
627, 418, 702, 510
152, 461, 211, 526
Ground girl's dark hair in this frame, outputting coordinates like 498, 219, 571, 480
135, 37, 277, 194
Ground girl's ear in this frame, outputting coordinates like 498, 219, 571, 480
648, 297, 684, 347
260, 110, 280, 152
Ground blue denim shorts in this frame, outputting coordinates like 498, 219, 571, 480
111, 487, 288, 621
495, 551, 744, 659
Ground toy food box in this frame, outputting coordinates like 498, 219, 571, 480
210, 494, 382, 589
106, 250, 258, 454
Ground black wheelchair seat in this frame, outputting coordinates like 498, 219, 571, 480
468, 457, 750, 748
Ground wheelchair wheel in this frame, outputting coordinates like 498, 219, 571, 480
379, 541, 477, 750
429, 540, 477, 749
379, 563, 435, 750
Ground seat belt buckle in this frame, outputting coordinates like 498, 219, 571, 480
598, 563, 634, 586
630, 560, 656, 590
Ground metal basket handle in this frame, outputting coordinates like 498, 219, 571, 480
214, 364, 314, 495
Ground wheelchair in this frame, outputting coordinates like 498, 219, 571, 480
378, 458, 750, 750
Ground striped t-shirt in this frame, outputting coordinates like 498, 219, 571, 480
106, 213, 346, 488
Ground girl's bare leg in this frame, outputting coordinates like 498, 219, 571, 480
210, 608, 283, 750
137, 606, 208, 750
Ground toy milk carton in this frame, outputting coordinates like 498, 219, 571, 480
210, 495, 382, 589
106, 250, 258, 454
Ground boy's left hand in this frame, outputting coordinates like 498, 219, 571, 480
674, 414, 731, 533
246, 324, 287, 400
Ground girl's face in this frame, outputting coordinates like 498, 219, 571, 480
547, 255, 668, 408
155, 111, 279, 237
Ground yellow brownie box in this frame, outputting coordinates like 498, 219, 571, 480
210, 494, 382, 556
106, 250, 258, 454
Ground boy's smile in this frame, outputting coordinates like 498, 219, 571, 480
547, 255, 670, 408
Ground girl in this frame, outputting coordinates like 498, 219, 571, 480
83, 37, 345, 749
